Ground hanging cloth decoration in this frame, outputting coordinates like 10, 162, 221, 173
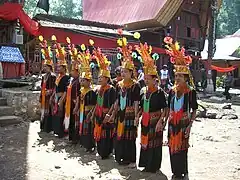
211, 65, 237, 73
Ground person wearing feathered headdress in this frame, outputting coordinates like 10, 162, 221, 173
74, 42, 97, 152
63, 37, 81, 143
90, 40, 116, 159
114, 30, 141, 167
135, 40, 167, 173
38, 35, 56, 133
164, 36, 198, 179
51, 35, 70, 138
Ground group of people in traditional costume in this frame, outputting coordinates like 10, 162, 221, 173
39, 33, 198, 180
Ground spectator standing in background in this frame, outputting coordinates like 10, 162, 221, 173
224, 72, 233, 100
160, 65, 169, 91
201, 67, 207, 95
211, 69, 217, 92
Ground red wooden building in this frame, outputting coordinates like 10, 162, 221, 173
83, 0, 212, 81
0, 0, 215, 82
0, 0, 26, 79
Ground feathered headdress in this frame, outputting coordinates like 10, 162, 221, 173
51, 35, 68, 68
38, 35, 54, 70
135, 42, 158, 76
164, 36, 195, 87
117, 29, 134, 71
164, 36, 192, 74
66, 37, 80, 71
91, 40, 111, 78
78, 43, 92, 80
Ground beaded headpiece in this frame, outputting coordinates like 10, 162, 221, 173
117, 29, 135, 71
39, 35, 54, 70
66, 37, 80, 71
91, 40, 111, 78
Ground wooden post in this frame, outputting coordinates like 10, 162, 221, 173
206, 0, 217, 92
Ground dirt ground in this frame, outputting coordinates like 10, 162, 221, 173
0, 102, 240, 180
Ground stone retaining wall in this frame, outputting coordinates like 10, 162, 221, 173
1, 89, 41, 120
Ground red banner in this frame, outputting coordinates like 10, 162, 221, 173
0, 3, 39, 36
211, 65, 237, 73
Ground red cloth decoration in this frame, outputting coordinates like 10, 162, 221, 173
211, 65, 237, 73
0, 3, 166, 53
0, 3, 39, 36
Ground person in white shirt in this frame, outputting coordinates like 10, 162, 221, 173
160, 65, 169, 90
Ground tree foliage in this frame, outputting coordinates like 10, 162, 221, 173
23, 0, 82, 19
217, 0, 240, 38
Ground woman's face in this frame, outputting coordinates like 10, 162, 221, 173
58, 65, 66, 74
98, 76, 108, 86
175, 73, 185, 84
144, 75, 155, 87
121, 68, 132, 80
70, 69, 78, 78
80, 78, 90, 87
44, 65, 51, 73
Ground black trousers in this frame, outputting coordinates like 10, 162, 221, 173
170, 150, 188, 178
224, 86, 232, 100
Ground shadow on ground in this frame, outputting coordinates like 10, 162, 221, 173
0, 123, 29, 180
36, 127, 168, 180
0, 121, 168, 180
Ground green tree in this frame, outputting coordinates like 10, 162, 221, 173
23, 0, 82, 19
217, 0, 240, 38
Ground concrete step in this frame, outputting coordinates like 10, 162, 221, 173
0, 106, 14, 116
0, 116, 23, 127
0, 97, 7, 106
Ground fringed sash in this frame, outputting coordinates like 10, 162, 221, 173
117, 90, 127, 140
140, 90, 155, 149
63, 79, 73, 132
40, 81, 46, 122
53, 74, 64, 115
94, 85, 110, 141
169, 93, 191, 154
79, 87, 91, 135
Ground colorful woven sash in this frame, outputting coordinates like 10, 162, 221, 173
94, 95, 104, 141
169, 93, 191, 154
53, 74, 64, 115
40, 81, 46, 122
94, 85, 110, 141
79, 87, 91, 135
63, 80, 72, 132
141, 92, 152, 149
117, 90, 127, 140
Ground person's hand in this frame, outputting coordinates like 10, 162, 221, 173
103, 114, 110, 123
155, 120, 163, 132
50, 94, 54, 103
85, 112, 92, 123
58, 100, 63, 109
108, 115, 114, 124
163, 120, 167, 131
73, 107, 78, 115
184, 125, 192, 138
134, 116, 139, 126
46, 90, 52, 96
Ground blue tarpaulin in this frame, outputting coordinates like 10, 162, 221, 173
0, 46, 25, 63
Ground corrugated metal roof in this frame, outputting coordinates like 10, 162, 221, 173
201, 37, 240, 61
0, 46, 25, 63
39, 20, 133, 36
83, 0, 170, 25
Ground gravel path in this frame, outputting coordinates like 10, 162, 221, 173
0, 104, 240, 180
